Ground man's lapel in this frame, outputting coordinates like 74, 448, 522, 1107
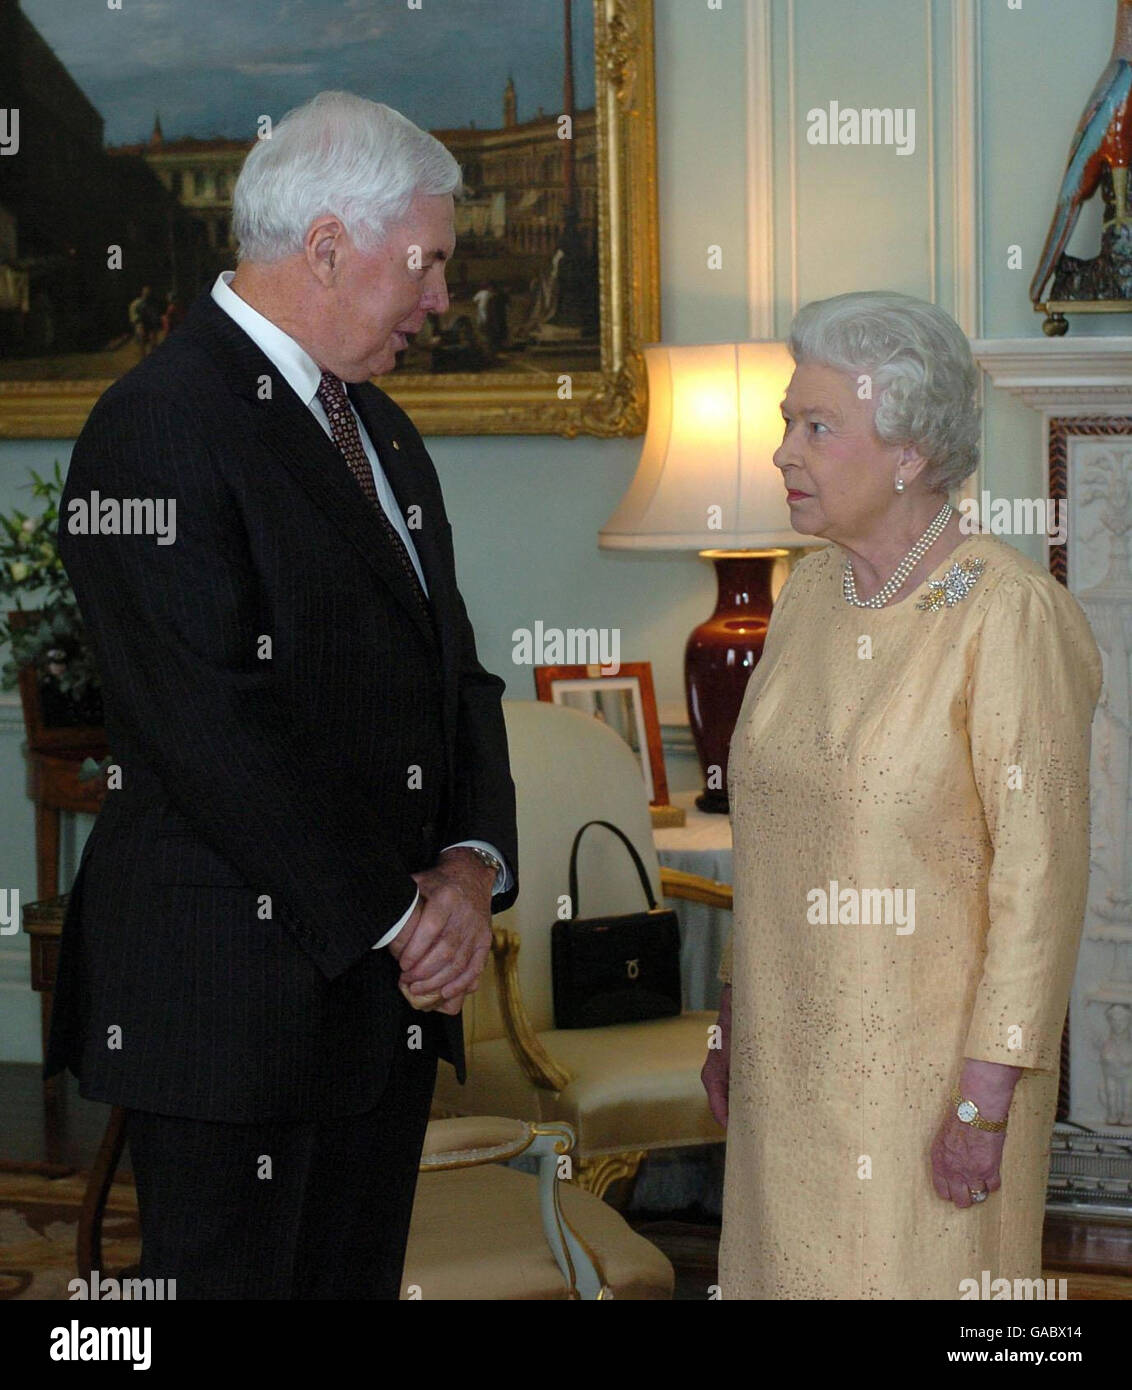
185, 293, 438, 650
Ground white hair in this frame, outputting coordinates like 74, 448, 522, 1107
232, 91, 462, 262
786, 290, 980, 493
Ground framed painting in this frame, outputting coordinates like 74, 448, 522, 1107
0, 0, 658, 438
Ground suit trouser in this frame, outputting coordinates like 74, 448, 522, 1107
124, 1026, 439, 1300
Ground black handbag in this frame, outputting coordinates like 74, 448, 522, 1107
551, 819, 683, 1029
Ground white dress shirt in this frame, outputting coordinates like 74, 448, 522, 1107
211, 271, 511, 949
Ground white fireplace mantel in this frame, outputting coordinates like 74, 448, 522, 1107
972, 337, 1132, 412
968, 337, 1132, 1160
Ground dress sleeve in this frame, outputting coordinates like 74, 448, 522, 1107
963, 568, 1102, 1071
717, 550, 822, 992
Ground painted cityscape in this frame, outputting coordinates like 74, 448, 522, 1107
0, 0, 600, 381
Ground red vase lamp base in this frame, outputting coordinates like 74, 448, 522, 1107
685, 549, 787, 814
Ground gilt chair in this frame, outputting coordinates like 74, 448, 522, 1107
432, 700, 732, 1198
402, 1116, 673, 1299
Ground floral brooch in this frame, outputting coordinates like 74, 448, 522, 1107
915, 557, 987, 613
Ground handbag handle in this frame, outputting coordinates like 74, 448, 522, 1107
567, 819, 659, 918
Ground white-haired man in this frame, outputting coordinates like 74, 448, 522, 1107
47, 91, 518, 1299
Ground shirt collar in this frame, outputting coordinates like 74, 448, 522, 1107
211, 270, 323, 408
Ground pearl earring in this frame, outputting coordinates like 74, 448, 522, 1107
894, 477, 906, 494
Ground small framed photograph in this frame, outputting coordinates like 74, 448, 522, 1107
534, 661, 670, 810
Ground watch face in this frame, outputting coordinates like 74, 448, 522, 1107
957, 1100, 978, 1124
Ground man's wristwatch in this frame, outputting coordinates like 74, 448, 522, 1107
950, 1087, 1008, 1133
463, 846, 503, 886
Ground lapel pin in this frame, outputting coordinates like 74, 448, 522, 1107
391, 439, 400, 450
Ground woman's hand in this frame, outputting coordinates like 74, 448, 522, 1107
930, 1115, 1006, 1208
930, 1057, 1021, 1208
701, 984, 732, 1128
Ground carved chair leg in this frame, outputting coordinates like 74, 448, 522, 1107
77, 1105, 127, 1282
572, 1150, 646, 1205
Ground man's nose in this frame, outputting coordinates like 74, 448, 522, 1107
423, 279, 450, 316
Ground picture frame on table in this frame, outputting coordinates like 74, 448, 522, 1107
534, 661, 683, 826
0, 0, 659, 440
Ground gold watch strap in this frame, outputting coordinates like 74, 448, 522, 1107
950, 1087, 1008, 1133
466, 846, 503, 881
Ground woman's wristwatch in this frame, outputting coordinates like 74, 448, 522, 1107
950, 1087, 1008, 1133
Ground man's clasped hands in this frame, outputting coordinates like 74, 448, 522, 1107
387, 847, 497, 1014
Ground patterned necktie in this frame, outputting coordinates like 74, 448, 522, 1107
315, 369, 432, 624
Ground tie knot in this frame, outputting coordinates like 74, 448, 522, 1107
316, 370, 347, 408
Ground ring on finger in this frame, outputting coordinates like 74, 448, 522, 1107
968, 1187, 988, 1203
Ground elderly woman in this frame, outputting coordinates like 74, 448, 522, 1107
702, 290, 1102, 1300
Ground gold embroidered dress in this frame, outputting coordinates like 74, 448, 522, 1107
719, 534, 1102, 1300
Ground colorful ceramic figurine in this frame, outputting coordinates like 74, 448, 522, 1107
1030, 0, 1132, 331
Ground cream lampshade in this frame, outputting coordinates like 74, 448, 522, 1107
599, 341, 799, 550
599, 341, 803, 812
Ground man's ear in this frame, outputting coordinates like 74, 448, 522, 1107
305, 216, 344, 286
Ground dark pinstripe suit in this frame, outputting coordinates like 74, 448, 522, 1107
45, 290, 518, 1296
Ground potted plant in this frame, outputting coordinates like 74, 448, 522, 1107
0, 461, 104, 747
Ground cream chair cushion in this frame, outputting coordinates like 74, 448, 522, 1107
402, 1163, 674, 1300
533, 1013, 721, 1155
444, 1013, 722, 1157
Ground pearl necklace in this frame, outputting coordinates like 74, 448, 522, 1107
842, 501, 954, 609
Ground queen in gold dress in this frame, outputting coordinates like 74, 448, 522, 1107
702, 291, 1102, 1300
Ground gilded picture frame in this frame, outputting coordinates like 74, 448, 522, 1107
0, 0, 659, 440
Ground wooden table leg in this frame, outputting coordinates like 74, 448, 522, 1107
78, 1106, 128, 1282
35, 800, 60, 901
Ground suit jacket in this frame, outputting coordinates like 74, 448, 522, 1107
45, 290, 518, 1123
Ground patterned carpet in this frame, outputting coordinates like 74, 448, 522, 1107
0, 1164, 139, 1301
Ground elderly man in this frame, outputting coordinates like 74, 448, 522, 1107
46, 91, 518, 1300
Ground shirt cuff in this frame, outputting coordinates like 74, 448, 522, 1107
442, 839, 513, 896
372, 888, 419, 950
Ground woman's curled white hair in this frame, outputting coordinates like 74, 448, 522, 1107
787, 290, 980, 493
232, 91, 462, 263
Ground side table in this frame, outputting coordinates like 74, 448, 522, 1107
23, 893, 127, 1279
23, 745, 107, 1085
653, 789, 733, 1012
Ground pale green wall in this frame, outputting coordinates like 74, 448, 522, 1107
774, 0, 939, 311
1, 0, 1126, 1059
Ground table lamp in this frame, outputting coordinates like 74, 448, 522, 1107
599, 341, 802, 813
